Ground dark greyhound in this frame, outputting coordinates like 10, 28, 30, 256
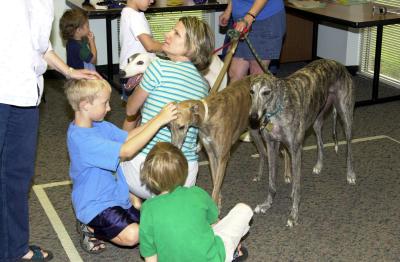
169, 77, 269, 208
249, 59, 356, 227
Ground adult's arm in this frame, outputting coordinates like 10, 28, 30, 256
43, 48, 101, 80
235, 0, 268, 32
123, 86, 149, 131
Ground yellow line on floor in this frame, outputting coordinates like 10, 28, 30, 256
32, 134, 398, 260
32, 185, 83, 262
251, 135, 395, 158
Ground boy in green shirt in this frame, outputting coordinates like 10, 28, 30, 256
139, 142, 253, 262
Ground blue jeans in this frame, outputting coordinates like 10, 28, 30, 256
0, 104, 39, 261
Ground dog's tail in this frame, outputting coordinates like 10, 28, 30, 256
332, 107, 339, 154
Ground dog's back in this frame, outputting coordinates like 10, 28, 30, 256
282, 59, 354, 126
204, 76, 252, 146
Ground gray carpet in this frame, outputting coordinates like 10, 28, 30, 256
29, 63, 400, 261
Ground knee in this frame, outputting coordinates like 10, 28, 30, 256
117, 223, 139, 246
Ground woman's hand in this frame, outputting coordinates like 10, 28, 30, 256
156, 103, 177, 126
219, 10, 231, 27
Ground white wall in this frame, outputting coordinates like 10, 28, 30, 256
317, 23, 361, 66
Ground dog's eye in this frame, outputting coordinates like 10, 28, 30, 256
137, 61, 144, 65
178, 125, 185, 130
250, 90, 254, 95
262, 90, 270, 96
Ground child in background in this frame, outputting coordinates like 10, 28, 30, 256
64, 79, 176, 252
119, 0, 163, 100
139, 142, 253, 262
60, 9, 97, 71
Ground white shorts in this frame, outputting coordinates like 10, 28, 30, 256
213, 203, 254, 262
121, 154, 199, 199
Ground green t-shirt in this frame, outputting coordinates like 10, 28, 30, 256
139, 186, 226, 262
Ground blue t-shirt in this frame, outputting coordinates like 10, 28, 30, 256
139, 58, 209, 161
66, 39, 94, 69
67, 121, 131, 224
232, 0, 284, 21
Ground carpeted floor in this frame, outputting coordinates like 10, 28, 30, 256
29, 63, 400, 261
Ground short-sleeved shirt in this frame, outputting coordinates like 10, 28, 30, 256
139, 186, 225, 262
139, 58, 209, 161
67, 121, 131, 224
66, 39, 93, 69
119, 7, 152, 69
232, 0, 284, 21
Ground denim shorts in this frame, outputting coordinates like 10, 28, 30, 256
88, 206, 140, 240
234, 10, 286, 60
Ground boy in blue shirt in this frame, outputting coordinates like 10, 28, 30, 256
64, 79, 176, 252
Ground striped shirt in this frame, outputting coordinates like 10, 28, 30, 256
140, 58, 209, 161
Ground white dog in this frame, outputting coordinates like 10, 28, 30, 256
119, 53, 228, 92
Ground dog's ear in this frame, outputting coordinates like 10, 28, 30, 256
190, 103, 201, 124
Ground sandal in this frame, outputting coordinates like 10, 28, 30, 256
232, 246, 248, 262
77, 221, 106, 254
19, 245, 53, 261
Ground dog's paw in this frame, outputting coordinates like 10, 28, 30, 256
286, 218, 298, 228
347, 172, 356, 185
254, 201, 271, 214
252, 176, 261, 182
312, 163, 323, 175
284, 176, 291, 184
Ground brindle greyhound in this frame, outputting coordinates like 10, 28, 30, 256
169, 77, 269, 207
249, 59, 356, 227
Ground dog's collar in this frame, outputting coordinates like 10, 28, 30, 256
263, 97, 284, 124
200, 99, 209, 122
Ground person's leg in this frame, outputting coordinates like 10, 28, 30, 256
213, 203, 254, 262
111, 223, 139, 246
121, 154, 153, 199
89, 206, 140, 246
183, 161, 199, 187
0, 105, 50, 260
228, 58, 250, 83
249, 59, 271, 75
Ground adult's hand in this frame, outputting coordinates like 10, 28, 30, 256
69, 68, 102, 80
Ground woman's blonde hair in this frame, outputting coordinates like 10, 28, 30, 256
141, 142, 188, 194
64, 79, 111, 111
179, 16, 215, 72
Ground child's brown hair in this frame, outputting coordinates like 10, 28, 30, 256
59, 9, 89, 40
141, 142, 188, 194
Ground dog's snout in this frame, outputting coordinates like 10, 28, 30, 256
249, 113, 260, 129
119, 70, 126, 77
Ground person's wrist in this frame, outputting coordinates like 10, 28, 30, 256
66, 67, 74, 79
245, 12, 256, 22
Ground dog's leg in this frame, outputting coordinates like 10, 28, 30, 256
332, 107, 339, 154
287, 144, 302, 227
211, 155, 229, 209
249, 128, 267, 182
282, 147, 291, 183
334, 91, 356, 184
255, 132, 279, 214
312, 110, 326, 175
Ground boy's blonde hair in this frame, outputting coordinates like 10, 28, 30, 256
59, 9, 88, 40
179, 16, 215, 72
64, 79, 111, 111
141, 142, 188, 194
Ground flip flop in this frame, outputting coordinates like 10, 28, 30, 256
19, 245, 53, 261
232, 246, 248, 262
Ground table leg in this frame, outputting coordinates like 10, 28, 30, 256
106, 16, 113, 83
371, 24, 383, 102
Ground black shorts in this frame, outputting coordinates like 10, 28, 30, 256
88, 206, 140, 240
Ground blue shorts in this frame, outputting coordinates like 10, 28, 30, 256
88, 206, 140, 240
234, 10, 286, 60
